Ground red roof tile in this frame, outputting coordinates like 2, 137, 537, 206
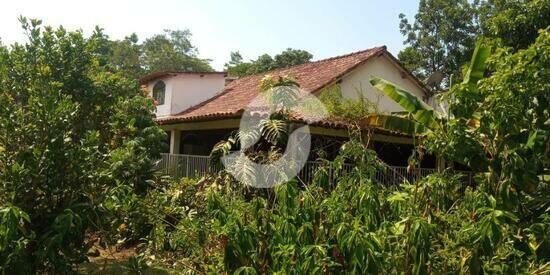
156, 46, 426, 125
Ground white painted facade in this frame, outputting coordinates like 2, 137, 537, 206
340, 54, 429, 114
146, 73, 226, 117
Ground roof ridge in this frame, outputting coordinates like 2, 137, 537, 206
307, 45, 386, 64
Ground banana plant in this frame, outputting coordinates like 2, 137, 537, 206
363, 42, 491, 136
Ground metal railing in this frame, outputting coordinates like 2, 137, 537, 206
155, 153, 474, 186
155, 153, 222, 179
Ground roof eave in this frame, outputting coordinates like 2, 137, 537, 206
139, 71, 228, 85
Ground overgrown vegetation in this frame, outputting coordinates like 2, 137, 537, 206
0, 1, 548, 273
0, 18, 165, 273
131, 29, 548, 274
398, 0, 550, 87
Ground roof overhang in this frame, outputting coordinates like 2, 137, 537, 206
139, 71, 227, 85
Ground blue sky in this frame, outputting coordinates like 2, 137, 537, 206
1, 0, 419, 70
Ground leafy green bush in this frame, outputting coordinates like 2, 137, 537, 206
142, 139, 547, 273
0, 18, 165, 272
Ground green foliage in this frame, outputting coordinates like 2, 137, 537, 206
362, 114, 428, 136
89, 27, 213, 79
124, 255, 150, 274
429, 28, 549, 199
141, 137, 548, 273
477, 0, 550, 50
398, 0, 479, 86
106, 32, 144, 79
226, 48, 313, 77
318, 85, 377, 122
141, 29, 212, 73
370, 77, 438, 129
366, 42, 492, 138
0, 2, 546, 272
0, 18, 165, 272
0, 205, 32, 272
210, 75, 298, 169
399, 0, 549, 86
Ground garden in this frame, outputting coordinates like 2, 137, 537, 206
0, 1, 548, 274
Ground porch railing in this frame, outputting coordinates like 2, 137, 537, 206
155, 153, 474, 186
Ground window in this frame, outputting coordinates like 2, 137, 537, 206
152, 81, 166, 105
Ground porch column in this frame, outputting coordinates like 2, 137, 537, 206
170, 130, 181, 154
436, 155, 446, 172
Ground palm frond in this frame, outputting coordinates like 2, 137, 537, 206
210, 138, 235, 167
260, 119, 288, 145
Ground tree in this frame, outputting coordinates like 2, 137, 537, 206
273, 48, 313, 68
109, 33, 144, 79
476, 0, 550, 50
368, 29, 549, 272
141, 29, 213, 72
225, 51, 244, 67
225, 51, 254, 77
226, 48, 313, 77
398, 0, 479, 87
371, 28, 549, 208
0, 18, 165, 272
89, 28, 212, 77
367, 41, 492, 167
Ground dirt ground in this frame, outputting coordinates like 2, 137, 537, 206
78, 245, 172, 275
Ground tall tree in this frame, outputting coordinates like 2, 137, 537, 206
226, 48, 313, 77
224, 51, 253, 77
398, 0, 479, 88
141, 29, 213, 72
109, 33, 144, 79
273, 48, 313, 68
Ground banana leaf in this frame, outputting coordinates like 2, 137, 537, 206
463, 42, 492, 88
370, 77, 437, 129
361, 114, 429, 135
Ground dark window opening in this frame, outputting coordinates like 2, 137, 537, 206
373, 142, 436, 168
153, 81, 166, 105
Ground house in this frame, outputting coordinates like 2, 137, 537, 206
140, 46, 439, 170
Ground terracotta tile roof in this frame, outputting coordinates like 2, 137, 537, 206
156, 46, 428, 127
157, 46, 390, 124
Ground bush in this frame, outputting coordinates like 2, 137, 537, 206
0, 18, 165, 272
142, 138, 548, 273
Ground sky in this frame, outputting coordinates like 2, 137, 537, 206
0, 0, 420, 70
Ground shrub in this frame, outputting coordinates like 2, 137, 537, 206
0, 18, 165, 272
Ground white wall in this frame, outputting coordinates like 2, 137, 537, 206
146, 74, 225, 117
170, 74, 225, 115
340, 55, 428, 114
147, 77, 172, 117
